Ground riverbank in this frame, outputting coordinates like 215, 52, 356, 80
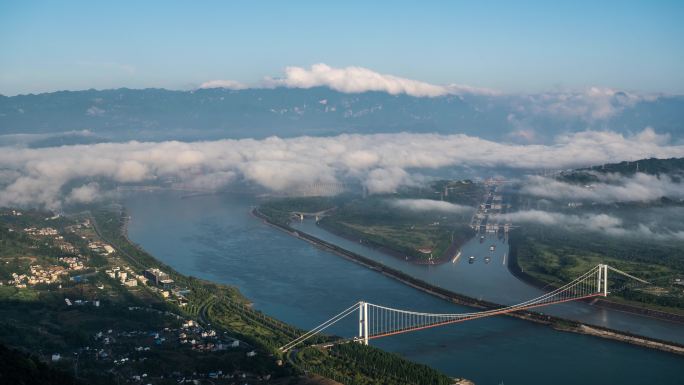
102, 206, 463, 385
507, 234, 684, 324
254, 208, 684, 356
316, 219, 460, 265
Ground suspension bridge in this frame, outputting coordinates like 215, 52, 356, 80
280, 264, 649, 352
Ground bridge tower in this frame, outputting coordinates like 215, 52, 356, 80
358, 301, 368, 345
602, 264, 608, 296
597, 263, 608, 296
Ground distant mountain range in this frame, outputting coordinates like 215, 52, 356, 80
1, 87, 683, 145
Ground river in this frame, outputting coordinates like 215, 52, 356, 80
290, 220, 684, 344
124, 191, 684, 385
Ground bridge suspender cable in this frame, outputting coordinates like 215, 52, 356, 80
607, 265, 650, 284
279, 264, 648, 352
279, 302, 361, 352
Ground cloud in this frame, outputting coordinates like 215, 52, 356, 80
522, 172, 684, 203
521, 87, 651, 121
86, 106, 105, 116
446, 83, 501, 96
264, 63, 498, 98
363, 167, 413, 193
0, 128, 682, 210
498, 210, 684, 241
388, 199, 473, 213
182, 171, 237, 191
199, 65, 660, 109
199, 79, 248, 90
269, 63, 447, 97
67, 183, 101, 204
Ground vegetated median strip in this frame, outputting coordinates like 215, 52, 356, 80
252, 208, 684, 356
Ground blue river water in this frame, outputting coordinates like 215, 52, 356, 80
124, 192, 684, 385
291, 220, 684, 344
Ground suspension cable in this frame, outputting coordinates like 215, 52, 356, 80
280, 264, 649, 349
279, 301, 361, 352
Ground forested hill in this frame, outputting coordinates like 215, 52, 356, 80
0, 343, 81, 385
558, 157, 684, 184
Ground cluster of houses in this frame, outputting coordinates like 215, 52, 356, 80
5, 262, 77, 287
142, 268, 192, 306
23, 224, 81, 259
59, 256, 84, 271
0, 221, 91, 288
105, 266, 146, 287
23, 226, 59, 236
143, 268, 174, 288
6, 213, 275, 383
26, 264, 67, 285
88, 241, 115, 255
103, 266, 189, 307
73, 317, 259, 381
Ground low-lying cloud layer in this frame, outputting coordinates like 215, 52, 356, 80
388, 199, 473, 214
520, 87, 649, 121
1, 129, 682, 210
522, 172, 684, 203
199, 79, 248, 90
498, 210, 684, 241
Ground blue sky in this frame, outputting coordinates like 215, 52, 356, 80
1, 0, 683, 95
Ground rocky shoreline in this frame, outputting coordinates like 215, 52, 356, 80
253, 208, 684, 356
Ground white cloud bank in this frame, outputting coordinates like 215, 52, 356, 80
204, 63, 499, 97
536, 87, 643, 119
388, 199, 473, 214
498, 210, 684, 241
523, 172, 684, 203
506, 87, 662, 131
270, 63, 449, 97
0, 128, 682, 210
199, 79, 248, 90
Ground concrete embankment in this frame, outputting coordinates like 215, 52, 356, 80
253, 208, 684, 356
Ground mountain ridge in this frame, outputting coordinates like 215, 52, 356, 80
2, 87, 682, 144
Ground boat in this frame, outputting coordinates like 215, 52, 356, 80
451, 251, 462, 263
484, 256, 491, 264
489, 244, 496, 251
468, 256, 475, 264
